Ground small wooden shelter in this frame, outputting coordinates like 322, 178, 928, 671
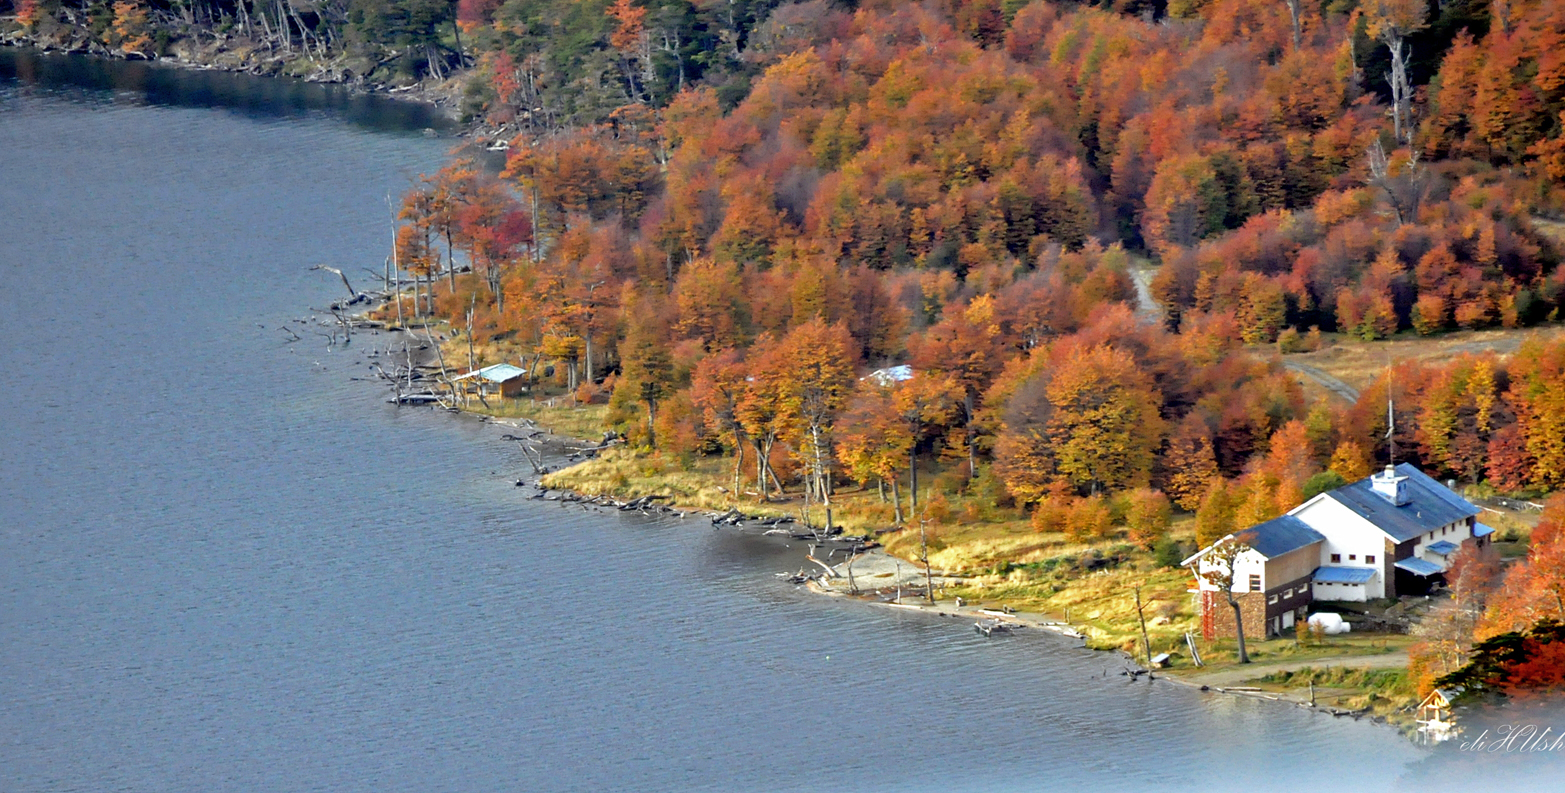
1415, 688, 1460, 743
453, 363, 528, 398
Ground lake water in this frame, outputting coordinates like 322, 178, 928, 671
0, 47, 1475, 792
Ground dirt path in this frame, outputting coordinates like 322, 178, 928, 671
1176, 649, 1408, 688
1128, 265, 1163, 326
1283, 361, 1361, 403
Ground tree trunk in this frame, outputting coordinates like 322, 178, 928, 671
732, 440, 745, 505
909, 446, 918, 519
919, 516, 935, 604
445, 232, 456, 292
891, 477, 903, 524
754, 439, 768, 501
811, 423, 833, 533
965, 392, 977, 478
646, 400, 657, 449
1284, 0, 1301, 51
530, 188, 542, 262
1386, 36, 1411, 144
767, 458, 784, 494
1229, 596, 1251, 663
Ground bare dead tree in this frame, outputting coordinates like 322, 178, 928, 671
310, 265, 359, 300
1367, 139, 1431, 227
1282, 0, 1303, 51
418, 323, 456, 410
918, 504, 937, 604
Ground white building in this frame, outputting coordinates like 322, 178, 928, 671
1185, 463, 1492, 638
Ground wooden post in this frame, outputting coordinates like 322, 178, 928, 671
919, 509, 935, 605
1185, 632, 1204, 667
1135, 587, 1152, 666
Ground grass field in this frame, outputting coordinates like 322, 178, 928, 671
1278, 325, 1565, 404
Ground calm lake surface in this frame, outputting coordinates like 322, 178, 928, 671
0, 48, 1446, 792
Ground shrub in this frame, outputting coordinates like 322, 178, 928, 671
1030, 496, 1069, 534
1153, 537, 1186, 568
1303, 326, 1324, 351
1065, 496, 1113, 541
1125, 488, 1173, 548
1303, 470, 1347, 499
924, 493, 953, 525
1411, 294, 1448, 335
1276, 327, 1304, 353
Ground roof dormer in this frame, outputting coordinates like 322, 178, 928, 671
1371, 465, 1410, 506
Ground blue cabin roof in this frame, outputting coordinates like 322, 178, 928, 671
1237, 515, 1325, 559
1325, 463, 1480, 544
1314, 566, 1377, 584
456, 363, 526, 383
1426, 540, 1459, 556
1395, 557, 1444, 577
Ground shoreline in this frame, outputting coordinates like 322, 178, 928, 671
333, 221, 1424, 741
359, 326, 1425, 735
460, 403, 1421, 734
0, 32, 470, 131
808, 572, 1411, 728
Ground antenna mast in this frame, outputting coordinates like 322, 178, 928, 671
1384, 347, 1396, 465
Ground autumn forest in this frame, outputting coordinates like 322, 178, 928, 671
364, 0, 1565, 514
12, 0, 1565, 706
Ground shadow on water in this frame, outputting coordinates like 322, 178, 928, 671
0, 46, 453, 134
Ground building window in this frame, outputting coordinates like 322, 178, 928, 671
1331, 553, 1341, 563
1268, 595, 1279, 604
1249, 575, 1262, 591
1284, 588, 1294, 598
1366, 555, 1376, 564
1349, 554, 1357, 561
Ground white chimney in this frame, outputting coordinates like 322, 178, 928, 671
1372, 465, 1409, 506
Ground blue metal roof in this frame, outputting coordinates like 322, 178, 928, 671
1474, 523, 1496, 538
1427, 541, 1459, 556
1314, 566, 1377, 584
458, 363, 526, 382
1236, 515, 1325, 559
1326, 463, 1480, 543
1395, 557, 1444, 576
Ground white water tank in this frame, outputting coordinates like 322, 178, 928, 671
1307, 613, 1351, 635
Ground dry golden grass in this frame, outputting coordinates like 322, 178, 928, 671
470, 400, 610, 442
542, 447, 738, 510
1279, 324, 1565, 398
1534, 217, 1565, 246
947, 566, 1198, 652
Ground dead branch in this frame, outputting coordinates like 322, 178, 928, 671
805, 546, 838, 578
310, 265, 360, 299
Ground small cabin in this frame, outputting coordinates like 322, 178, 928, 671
454, 363, 528, 398
1416, 688, 1460, 743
